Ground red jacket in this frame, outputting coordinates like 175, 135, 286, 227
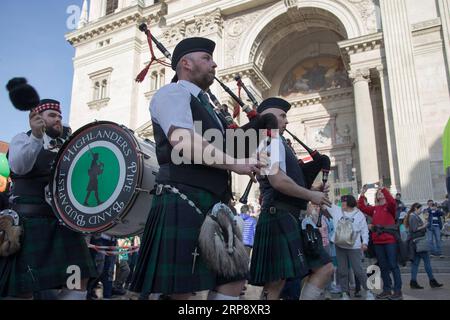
357, 188, 397, 245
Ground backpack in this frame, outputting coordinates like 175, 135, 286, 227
334, 211, 359, 248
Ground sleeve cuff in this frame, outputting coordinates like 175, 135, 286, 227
30, 132, 44, 144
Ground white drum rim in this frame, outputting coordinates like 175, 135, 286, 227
50, 121, 147, 235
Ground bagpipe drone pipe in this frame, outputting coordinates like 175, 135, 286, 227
135, 23, 327, 205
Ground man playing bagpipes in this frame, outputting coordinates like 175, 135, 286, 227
248, 97, 334, 300
129, 36, 269, 300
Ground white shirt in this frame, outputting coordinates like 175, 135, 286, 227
150, 80, 223, 137
8, 132, 61, 175
258, 136, 286, 176
327, 204, 369, 249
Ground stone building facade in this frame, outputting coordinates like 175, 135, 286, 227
66, 0, 450, 204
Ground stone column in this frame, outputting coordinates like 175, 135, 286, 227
88, 0, 102, 22
375, 66, 400, 195
349, 68, 380, 194
379, 0, 434, 202
438, 0, 450, 77
116, 0, 124, 12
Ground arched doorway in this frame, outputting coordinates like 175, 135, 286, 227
232, 6, 376, 203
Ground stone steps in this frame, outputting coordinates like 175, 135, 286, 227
361, 256, 450, 274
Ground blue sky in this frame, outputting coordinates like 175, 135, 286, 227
0, 0, 83, 143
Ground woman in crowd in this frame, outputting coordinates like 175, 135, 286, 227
404, 203, 443, 289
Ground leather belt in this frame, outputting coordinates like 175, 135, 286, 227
264, 201, 302, 215
11, 203, 55, 218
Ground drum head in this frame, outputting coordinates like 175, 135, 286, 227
50, 121, 143, 234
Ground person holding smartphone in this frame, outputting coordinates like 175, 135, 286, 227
357, 183, 402, 300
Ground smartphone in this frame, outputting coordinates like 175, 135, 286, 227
365, 183, 378, 189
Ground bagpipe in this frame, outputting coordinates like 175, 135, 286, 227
136, 23, 258, 278
136, 24, 271, 132
135, 23, 334, 278
135, 23, 330, 205
231, 76, 331, 207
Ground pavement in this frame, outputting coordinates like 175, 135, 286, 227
102, 237, 450, 301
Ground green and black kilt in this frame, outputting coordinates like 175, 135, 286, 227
130, 183, 243, 295
249, 208, 309, 286
0, 215, 97, 298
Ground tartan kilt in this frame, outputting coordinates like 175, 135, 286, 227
249, 208, 309, 286
0, 216, 97, 297
130, 183, 241, 295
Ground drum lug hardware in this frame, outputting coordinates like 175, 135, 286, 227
136, 187, 152, 194
136, 149, 150, 159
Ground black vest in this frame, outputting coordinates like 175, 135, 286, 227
259, 137, 308, 210
10, 128, 70, 202
153, 94, 232, 202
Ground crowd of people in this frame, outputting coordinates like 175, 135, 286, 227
23, 185, 442, 301
0, 34, 448, 301
307, 189, 448, 300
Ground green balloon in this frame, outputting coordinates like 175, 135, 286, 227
0, 153, 10, 178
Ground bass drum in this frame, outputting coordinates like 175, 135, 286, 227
48, 121, 158, 237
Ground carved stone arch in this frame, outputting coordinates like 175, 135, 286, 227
237, 0, 366, 66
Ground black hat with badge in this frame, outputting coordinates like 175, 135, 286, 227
257, 97, 291, 114
171, 37, 216, 82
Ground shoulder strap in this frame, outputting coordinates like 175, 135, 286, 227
341, 208, 358, 220
411, 213, 421, 223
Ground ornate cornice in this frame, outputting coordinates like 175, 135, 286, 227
338, 32, 383, 69
66, 4, 167, 46
163, 8, 223, 47
136, 121, 153, 139
339, 32, 383, 55
412, 18, 442, 32
163, 20, 186, 47
217, 62, 271, 92
289, 88, 353, 108
89, 67, 114, 79
87, 98, 110, 111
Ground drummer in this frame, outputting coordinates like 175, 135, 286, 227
130, 37, 264, 300
0, 99, 97, 299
